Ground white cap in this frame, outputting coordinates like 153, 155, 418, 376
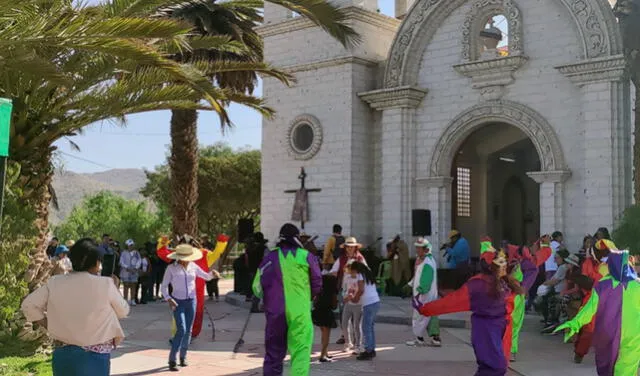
125, 239, 135, 246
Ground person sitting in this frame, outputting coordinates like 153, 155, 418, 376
21, 238, 129, 376
537, 249, 574, 333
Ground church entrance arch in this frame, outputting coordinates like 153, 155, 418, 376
426, 100, 567, 253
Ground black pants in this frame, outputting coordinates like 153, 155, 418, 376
139, 275, 153, 303
206, 279, 219, 298
152, 269, 165, 297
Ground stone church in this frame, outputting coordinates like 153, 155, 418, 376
259, 0, 633, 259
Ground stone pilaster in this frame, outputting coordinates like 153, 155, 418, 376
527, 171, 571, 236
359, 86, 427, 248
415, 176, 453, 266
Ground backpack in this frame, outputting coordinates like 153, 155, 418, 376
332, 235, 345, 261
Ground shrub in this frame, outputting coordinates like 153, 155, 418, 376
612, 205, 640, 255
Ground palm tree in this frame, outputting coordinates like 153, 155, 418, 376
156, 0, 360, 237
1, 0, 288, 290
613, 1, 640, 202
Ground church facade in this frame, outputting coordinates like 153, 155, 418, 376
259, 0, 632, 258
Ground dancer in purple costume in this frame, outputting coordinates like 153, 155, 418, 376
252, 223, 322, 376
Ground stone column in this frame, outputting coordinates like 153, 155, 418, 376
526, 171, 571, 236
359, 86, 428, 247
416, 176, 453, 266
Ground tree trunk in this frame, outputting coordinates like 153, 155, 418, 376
169, 109, 199, 237
18, 151, 54, 292
615, 1, 640, 202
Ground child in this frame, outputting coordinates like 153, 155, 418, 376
350, 261, 380, 361
342, 260, 363, 354
312, 274, 338, 362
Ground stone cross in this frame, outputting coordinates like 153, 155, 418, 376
284, 167, 321, 229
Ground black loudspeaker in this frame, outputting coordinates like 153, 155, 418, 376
238, 218, 254, 243
412, 209, 432, 236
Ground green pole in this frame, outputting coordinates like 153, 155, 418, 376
0, 98, 13, 227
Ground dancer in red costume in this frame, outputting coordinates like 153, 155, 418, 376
157, 234, 228, 338
413, 236, 551, 376
572, 238, 612, 363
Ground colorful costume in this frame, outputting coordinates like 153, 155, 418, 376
409, 242, 439, 341
252, 225, 322, 376
415, 239, 550, 376
556, 250, 640, 376
573, 239, 611, 360
506, 242, 551, 357
156, 235, 228, 338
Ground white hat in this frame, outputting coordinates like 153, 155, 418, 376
414, 237, 432, 249
125, 239, 135, 247
341, 237, 362, 248
566, 254, 580, 267
167, 244, 203, 262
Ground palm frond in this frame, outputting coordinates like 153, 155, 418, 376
189, 60, 294, 86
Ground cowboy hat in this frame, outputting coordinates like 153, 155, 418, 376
565, 254, 580, 267
167, 244, 203, 262
341, 237, 362, 248
414, 237, 432, 249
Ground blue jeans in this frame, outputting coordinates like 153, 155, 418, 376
362, 301, 380, 352
170, 298, 196, 362
52, 345, 109, 376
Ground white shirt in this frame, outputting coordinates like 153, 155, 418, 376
120, 250, 141, 270
21, 272, 129, 346
357, 274, 380, 306
342, 274, 361, 305
545, 240, 560, 272
141, 258, 149, 273
161, 262, 214, 300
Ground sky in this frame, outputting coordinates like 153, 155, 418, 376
54, 1, 396, 173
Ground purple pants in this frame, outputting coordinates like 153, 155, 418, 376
471, 315, 508, 376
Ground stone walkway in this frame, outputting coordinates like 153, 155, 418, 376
110, 280, 620, 375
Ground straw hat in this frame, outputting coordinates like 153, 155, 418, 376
341, 237, 362, 248
65, 240, 75, 248
167, 244, 203, 262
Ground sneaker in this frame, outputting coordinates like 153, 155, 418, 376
510, 353, 516, 362
541, 322, 558, 333
356, 351, 374, 361
429, 337, 442, 347
574, 354, 583, 364
406, 339, 426, 347
336, 337, 346, 345
319, 356, 333, 363
343, 344, 354, 353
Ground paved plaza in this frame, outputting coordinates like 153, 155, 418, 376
110, 280, 609, 376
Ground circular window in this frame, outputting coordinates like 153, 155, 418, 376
287, 115, 323, 160
291, 122, 314, 152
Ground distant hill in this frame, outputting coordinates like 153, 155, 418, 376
49, 168, 149, 224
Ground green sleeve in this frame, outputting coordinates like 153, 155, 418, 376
252, 269, 263, 299
417, 264, 434, 294
555, 289, 599, 341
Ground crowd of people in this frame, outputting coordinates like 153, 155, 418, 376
24, 223, 640, 376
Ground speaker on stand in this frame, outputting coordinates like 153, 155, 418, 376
411, 209, 432, 236
237, 218, 254, 244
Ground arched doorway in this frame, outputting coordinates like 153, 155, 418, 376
451, 123, 540, 250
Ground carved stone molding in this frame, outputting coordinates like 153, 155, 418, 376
461, 0, 523, 62
283, 56, 378, 74
286, 114, 323, 160
358, 86, 428, 110
257, 6, 400, 37
415, 176, 453, 188
555, 55, 627, 85
453, 55, 528, 100
526, 170, 572, 184
384, 0, 622, 88
429, 100, 567, 176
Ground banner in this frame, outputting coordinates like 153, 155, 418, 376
0, 98, 12, 157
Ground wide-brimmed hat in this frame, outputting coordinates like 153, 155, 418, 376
167, 244, 203, 262
414, 237, 432, 249
341, 237, 362, 248
565, 254, 580, 267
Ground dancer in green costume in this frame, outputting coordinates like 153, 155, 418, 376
252, 223, 322, 376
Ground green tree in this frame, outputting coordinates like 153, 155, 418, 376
2, 0, 281, 291
155, 0, 360, 237
142, 143, 260, 241
54, 191, 170, 246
